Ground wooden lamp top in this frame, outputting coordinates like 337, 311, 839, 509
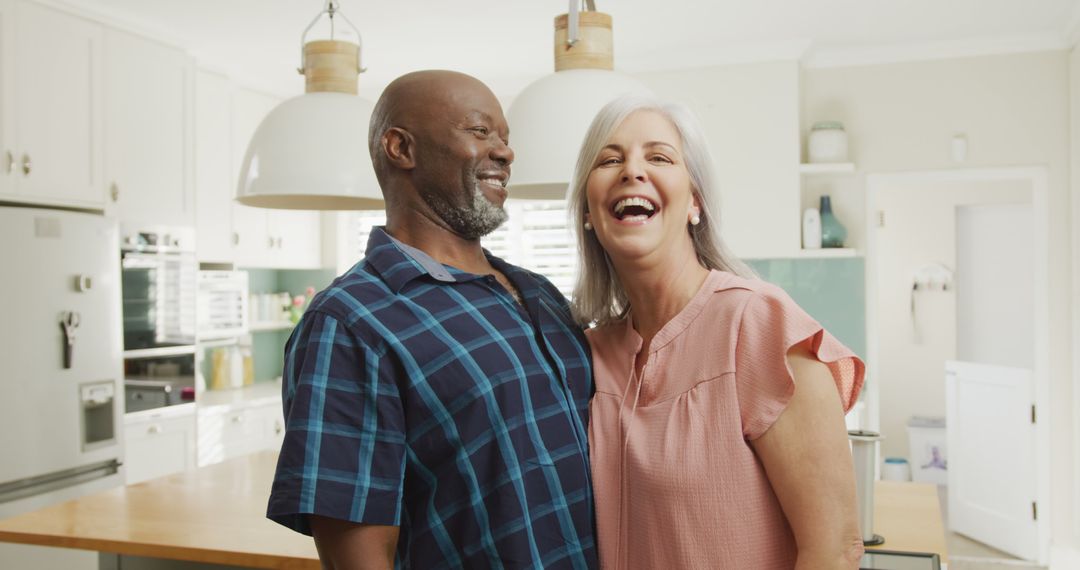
301, 39, 360, 95
553, 12, 614, 71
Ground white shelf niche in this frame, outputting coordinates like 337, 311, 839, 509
799, 162, 856, 175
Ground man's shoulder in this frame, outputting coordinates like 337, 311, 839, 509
305, 261, 394, 325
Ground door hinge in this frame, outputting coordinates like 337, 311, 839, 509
1031, 404, 1037, 424
877, 210, 885, 228
1032, 501, 1038, 521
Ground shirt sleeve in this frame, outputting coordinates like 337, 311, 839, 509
734, 287, 865, 440
267, 310, 406, 535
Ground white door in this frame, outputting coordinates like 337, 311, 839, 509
946, 360, 1038, 561
104, 28, 192, 226
14, 1, 103, 207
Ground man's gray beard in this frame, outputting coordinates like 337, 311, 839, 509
422, 184, 508, 240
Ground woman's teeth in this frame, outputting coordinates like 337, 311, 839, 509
613, 197, 657, 220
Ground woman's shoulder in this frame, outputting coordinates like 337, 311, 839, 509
584, 318, 627, 345
707, 271, 794, 314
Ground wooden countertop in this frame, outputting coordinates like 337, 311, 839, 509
0, 453, 947, 568
0, 452, 318, 569
868, 480, 949, 562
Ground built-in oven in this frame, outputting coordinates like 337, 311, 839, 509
120, 227, 197, 414
121, 227, 197, 351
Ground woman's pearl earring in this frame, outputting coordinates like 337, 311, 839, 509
584, 221, 593, 231
690, 214, 701, 226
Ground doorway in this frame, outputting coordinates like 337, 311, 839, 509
864, 168, 1051, 565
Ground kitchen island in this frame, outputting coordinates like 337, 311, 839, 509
0, 452, 947, 569
0, 452, 317, 569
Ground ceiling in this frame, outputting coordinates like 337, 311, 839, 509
61, 0, 1080, 99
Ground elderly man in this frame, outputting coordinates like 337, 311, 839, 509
267, 70, 597, 570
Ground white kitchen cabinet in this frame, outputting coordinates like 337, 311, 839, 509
124, 407, 197, 485
5, 0, 104, 208
254, 399, 286, 452
197, 403, 265, 467
196, 384, 285, 467
195, 69, 237, 263
266, 209, 323, 269
104, 28, 193, 227
231, 87, 323, 269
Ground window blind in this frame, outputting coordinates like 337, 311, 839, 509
348, 200, 577, 297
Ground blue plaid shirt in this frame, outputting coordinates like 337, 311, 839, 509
267, 227, 597, 569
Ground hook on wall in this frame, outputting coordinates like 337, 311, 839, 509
912, 262, 954, 292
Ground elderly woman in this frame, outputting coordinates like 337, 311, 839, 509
570, 96, 866, 569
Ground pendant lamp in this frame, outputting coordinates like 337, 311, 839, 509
235, 1, 383, 210
506, 1, 652, 200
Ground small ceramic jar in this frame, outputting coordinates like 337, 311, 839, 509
808, 121, 848, 163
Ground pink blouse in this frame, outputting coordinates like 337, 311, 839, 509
587, 270, 864, 569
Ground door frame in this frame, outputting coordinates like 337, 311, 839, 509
864, 166, 1050, 564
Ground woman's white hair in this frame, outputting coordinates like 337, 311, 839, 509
568, 95, 756, 326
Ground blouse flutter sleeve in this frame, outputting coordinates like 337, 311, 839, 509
733, 286, 865, 440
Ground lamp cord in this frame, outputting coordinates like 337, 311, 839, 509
567, 0, 598, 47
298, 0, 367, 74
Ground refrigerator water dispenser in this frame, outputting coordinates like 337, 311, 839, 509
80, 381, 116, 451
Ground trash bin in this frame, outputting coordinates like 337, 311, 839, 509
907, 416, 947, 485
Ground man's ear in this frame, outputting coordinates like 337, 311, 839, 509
382, 127, 416, 170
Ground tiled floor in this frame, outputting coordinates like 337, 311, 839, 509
937, 487, 1046, 570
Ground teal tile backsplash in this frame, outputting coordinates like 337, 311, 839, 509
243, 268, 337, 383
744, 257, 866, 358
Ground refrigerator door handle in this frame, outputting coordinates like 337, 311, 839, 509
0, 459, 121, 505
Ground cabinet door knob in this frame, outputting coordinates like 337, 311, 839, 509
110, 182, 119, 202
4, 151, 12, 174
232, 232, 239, 246
147, 424, 162, 435
20, 153, 31, 176
231, 414, 245, 424
276, 237, 283, 249
267, 236, 275, 248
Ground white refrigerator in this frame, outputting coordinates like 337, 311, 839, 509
0, 205, 125, 523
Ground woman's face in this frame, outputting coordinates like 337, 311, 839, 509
584, 110, 699, 264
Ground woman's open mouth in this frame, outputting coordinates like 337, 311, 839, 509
611, 196, 659, 223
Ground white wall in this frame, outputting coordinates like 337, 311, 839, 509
874, 179, 1030, 459
633, 61, 803, 259
803, 51, 1074, 558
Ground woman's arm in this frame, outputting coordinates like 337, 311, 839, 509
310, 516, 399, 570
749, 343, 864, 569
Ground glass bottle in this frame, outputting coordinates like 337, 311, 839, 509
819, 195, 847, 248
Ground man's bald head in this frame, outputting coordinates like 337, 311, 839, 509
365, 70, 514, 240
368, 70, 501, 189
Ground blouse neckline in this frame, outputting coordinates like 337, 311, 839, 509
618, 269, 731, 355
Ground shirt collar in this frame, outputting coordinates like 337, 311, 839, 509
364, 226, 528, 295
363, 227, 454, 293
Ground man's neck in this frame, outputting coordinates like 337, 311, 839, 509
385, 211, 492, 275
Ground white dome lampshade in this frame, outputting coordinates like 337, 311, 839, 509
236, 5, 383, 211
235, 91, 381, 210
506, 10, 652, 200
